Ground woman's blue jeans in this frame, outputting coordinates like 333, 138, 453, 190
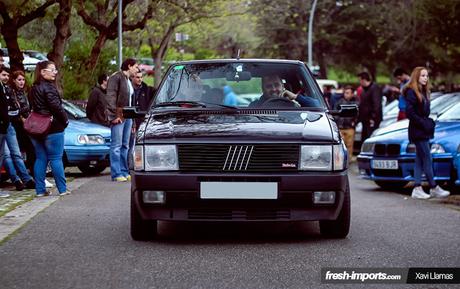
414, 140, 436, 188
110, 119, 132, 179
3, 124, 32, 183
31, 132, 66, 194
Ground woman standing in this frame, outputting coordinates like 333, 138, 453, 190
404, 67, 449, 199
8, 70, 35, 169
29, 61, 69, 197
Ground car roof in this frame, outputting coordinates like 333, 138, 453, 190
172, 58, 306, 66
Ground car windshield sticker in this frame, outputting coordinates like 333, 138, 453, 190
174, 65, 185, 70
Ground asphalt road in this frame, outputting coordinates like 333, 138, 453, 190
0, 166, 459, 289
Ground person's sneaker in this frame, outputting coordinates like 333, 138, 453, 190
14, 180, 25, 191
45, 179, 54, 188
25, 179, 36, 189
36, 191, 51, 197
429, 185, 450, 198
0, 191, 10, 198
411, 186, 430, 199
125, 175, 131, 181
59, 191, 71, 196
113, 176, 127, 182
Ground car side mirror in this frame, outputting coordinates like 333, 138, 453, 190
339, 104, 358, 117
123, 106, 146, 119
329, 104, 358, 117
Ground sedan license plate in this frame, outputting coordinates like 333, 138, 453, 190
200, 182, 278, 199
371, 159, 398, 170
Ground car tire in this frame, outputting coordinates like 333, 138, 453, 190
131, 196, 158, 241
77, 164, 107, 175
319, 179, 350, 238
374, 181, 407, 190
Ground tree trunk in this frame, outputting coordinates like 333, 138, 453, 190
86, 32, 108, 72
317, 52, 328, 79
150, 26, 175, 88
48, 0, 72, 70
1, 24, 24, 72
48, 0, 72, 92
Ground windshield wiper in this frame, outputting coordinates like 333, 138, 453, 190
153, 101, 207, 108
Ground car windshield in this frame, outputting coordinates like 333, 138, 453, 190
62, 100, 87, 119
430, 93, 460, 115
437, 102, 460, 121
153, 61, 325, 110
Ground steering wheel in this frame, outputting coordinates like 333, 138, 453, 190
260, 97, 299, 108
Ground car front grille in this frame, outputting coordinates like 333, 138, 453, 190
188, 209, 291, 220
374, 144, 400, 156
178, 144, 299, 172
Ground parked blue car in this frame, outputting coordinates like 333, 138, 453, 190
357, 101, 460, 191
62, 100, 111, 175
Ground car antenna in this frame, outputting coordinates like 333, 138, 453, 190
236, 49, 241, 60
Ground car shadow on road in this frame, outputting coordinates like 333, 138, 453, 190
150, 221, 343, 244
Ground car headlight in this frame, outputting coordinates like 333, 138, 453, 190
77, 134, 105, 145
144, 145, 178, 171
361, 142, 375, 153
300, 145, 332, 171
430, 143, 445, 154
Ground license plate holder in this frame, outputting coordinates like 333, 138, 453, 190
371, 159, 398, 170
200, 182, 278, 199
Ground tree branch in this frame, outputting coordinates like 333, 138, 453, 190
76, 0, 107, 31
17, 0, 57, 27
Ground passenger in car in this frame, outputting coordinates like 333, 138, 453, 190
175, 74, 205, 102
249, 75, 319, 108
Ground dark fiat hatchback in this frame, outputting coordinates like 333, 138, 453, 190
124, 59, 357, 240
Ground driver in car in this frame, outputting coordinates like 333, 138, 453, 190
249, 75, 319, 108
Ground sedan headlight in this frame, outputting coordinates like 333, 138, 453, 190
77, 134, 105, 145
300, 145, 332, 171
144, 145, 178, 171
361, 142, 375, 153
430, 143, 445, 154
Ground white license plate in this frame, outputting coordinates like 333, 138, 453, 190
371, 159, 398, 170
200, 182, 278, 199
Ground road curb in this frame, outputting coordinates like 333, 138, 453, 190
0, 177, 93, 243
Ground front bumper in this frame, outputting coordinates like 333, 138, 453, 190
64, 145, 110, 165
357, 154, 453, 183
131, 171, 349, 222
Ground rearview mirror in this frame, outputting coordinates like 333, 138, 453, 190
123, 107, 146, 119
225, 71, 251, 81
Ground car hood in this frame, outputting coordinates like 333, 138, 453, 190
66, 119, 111, 137
367, 120, 460, 143
139, 110, 337, 143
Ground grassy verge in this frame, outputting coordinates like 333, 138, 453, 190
0, 191, 35, 218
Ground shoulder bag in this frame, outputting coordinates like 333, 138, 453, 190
24, 111, 53, 137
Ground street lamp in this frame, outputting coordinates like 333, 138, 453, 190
117, 0, 123, 67
307, 0, 318, 69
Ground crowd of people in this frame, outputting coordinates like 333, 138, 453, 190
0, 55, 68, 197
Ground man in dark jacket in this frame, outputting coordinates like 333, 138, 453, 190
334, 86, 358, 161
87, 73, 109, 126
132, 71, 154, 128
105, 58, 139, 182
357, 72, 382, 141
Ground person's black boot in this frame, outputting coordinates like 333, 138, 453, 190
14, 180, 25, 191
25, 179, 36, 189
